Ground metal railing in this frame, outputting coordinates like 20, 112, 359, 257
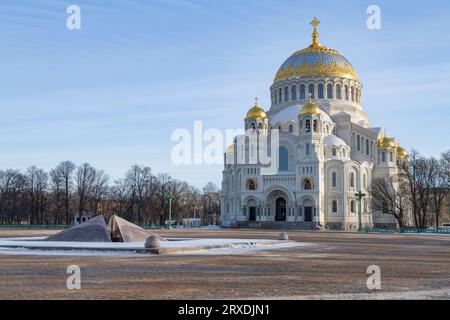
365, 228, 450, 235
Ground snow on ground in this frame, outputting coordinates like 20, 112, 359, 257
0, 237, 301, 257
0, 247, 142, 257
178, 242, 305, 255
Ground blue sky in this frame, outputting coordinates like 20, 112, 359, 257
0, 0, 449, 187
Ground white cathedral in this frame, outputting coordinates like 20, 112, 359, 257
220, 18, 408, 230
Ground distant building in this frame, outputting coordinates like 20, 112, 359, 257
73, 212, 92, 225
182, 218, 202, 228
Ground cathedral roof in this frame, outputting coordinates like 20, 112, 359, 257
324, 134, 349, 149
270, 102, 333, 125
299, 99, 321, 116
397, 146, 408, 157
378, 131, 397, 148
274, 18, 358, 83
246, 98, 267, 120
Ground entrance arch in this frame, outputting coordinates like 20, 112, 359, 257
265, 187, 293, 223
275, 197, 287, 222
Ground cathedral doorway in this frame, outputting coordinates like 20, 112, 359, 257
249, 207, 257, 222
304, 207, 313, 222
275, 197, 287, 222
302, 198, 314, 222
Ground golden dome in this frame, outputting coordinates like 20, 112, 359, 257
397, 146, 408, 157
299, 99, 321, 116
226, 144, 235, 154
246, 98, 267, 119
274, 18, 358, 83
378, 131, 396, 148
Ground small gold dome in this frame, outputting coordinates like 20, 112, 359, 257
246, 98, 267, 119
299, 99, 321, 116
226, 144, 235, 155
397, 146, 408, 157
378, 131, 396, 148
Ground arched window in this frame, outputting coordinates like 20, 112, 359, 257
291, 85, 297, 100
284, 87, 289, 102
366, 139, 370, 156
343, 149, 346, 157
247, 179, 257, 190
332, 148, 337, 157
306, 143, 310, 155
350, 172, 355, 188
313, 119, 318, 132
278, 125, 282, 132
390, 151, 393, 162
345, 86, 349, 100
332, 200, 338, 213
279, 146, 289, 171
318, 83, 324, 99
274, 91, 277, 104
308, 83, 315, 99
351, 87, 355, 101
381, 151, 386, 162
327, 84, 333, 99
355, 88, 359, 103
289, 124, 294, 133
332, 172, 337, 187
300, 84, 306, 100
336, 84, 342, 99
304, 179, 313, 190
357, 134, 361, 151
305, 119, 311, 133
278, 88, 282, 102
350, 200, 356, 213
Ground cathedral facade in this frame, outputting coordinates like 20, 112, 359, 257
220, 18, 408, 230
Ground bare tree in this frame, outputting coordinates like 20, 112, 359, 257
399, 150, 435, 229
90, 169, 110, 215
0, 170, 27, 224
58, 161, 75, 224
202, 182, 220, 225
26, 166, 48, 224
371, 176, 408, 228
429, 151, 450, 231
125, 165, 152, 224
76, 163, 96, 220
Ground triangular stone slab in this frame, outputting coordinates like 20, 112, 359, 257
46, 215, 111, 242
107, 215, 165, 242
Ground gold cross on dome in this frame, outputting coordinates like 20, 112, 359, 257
255, 97, 259, 106
310, 17, 321, 47
310, 17, 320, 28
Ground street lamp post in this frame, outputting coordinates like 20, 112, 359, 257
355, 191, 366, 232
168, 193, 174, 229
192, 204, 197, 219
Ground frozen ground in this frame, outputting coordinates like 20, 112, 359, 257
0, 229, 449, 300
